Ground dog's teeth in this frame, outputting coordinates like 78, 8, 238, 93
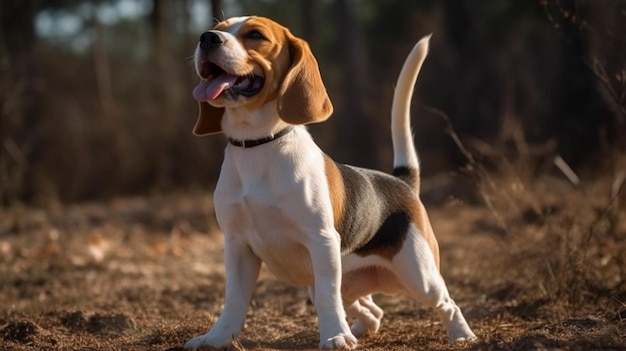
235, 77, 250, 88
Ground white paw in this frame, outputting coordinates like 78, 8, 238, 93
184, 332, 233, 349
443, 306, 477, 343
319, 333, 358, 349
448, 328, 477, 344
350, 317, 381, 337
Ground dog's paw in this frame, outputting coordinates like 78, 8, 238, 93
448, 328, 477, 344
351, 317, 381, 337
443, 307, 477, 344
319, 333, 358, 349
350, 320, 380, 336
184, 332, 232, 349
350, 307, 382, 336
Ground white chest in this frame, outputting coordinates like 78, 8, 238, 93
213, 132, 328, 286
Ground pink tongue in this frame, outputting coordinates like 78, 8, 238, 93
193, 75, 238, 102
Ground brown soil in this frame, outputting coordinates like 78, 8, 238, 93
1, 177, 625, 350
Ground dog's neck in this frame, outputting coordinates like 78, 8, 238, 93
221, 100, 291, 141
227, 126, 294, 148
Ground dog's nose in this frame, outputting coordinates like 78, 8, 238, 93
199, 31, 223, 51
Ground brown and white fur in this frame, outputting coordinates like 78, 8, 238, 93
185, 16, 476, 349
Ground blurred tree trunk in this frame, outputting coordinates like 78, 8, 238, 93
333, 0, 375, 167
301, 0, 317, 47
150, 0, 179, 115
151, 0, 167, 54
211, 0, 224, 24
92, 19, 116, 117
150, 0, 170, 78
150, 0, 179, 188
0, 0, 40, 204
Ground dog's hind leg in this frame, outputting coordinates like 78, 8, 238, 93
345, 295, 383, 336
391, 225, 476, 343
312, 282, 381, 337
341, 269, 385, 336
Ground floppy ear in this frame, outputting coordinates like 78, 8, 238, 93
193, 101, 224, 136
277, 36, 333, 125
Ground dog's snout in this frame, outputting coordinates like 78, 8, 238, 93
199, 31, 224, 51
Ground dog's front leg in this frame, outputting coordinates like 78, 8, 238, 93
309, 229, 358, 349
184, 236, 261, 349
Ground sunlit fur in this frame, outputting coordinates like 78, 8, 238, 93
185, 16, 476, 350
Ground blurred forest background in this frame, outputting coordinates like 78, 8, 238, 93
1, 0, 625, 206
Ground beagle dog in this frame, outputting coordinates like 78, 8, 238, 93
185, 16, 476, 349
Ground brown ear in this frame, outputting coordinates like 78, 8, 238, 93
277, 36, 333, 125
193, 101, 224, 136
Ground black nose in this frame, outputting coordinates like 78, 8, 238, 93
199, 31, 223, 50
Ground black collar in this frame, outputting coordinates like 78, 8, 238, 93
227, 127, 294, 148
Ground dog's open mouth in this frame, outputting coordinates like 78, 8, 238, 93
193, 62, 264, 102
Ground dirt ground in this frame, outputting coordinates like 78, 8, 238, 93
1, 175, 625, 350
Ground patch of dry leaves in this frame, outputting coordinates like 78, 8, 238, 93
0, 181, 625, 350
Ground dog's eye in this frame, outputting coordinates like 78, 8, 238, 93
245, 30, 266, 40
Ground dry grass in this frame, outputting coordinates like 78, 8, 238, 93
1, 175, 625, 350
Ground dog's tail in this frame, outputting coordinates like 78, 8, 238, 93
391, 34, 431, 194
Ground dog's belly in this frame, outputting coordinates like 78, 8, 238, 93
222, 196, 408, 293
257, 242, 315, 286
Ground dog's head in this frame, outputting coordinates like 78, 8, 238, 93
191, 16, 333, 136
